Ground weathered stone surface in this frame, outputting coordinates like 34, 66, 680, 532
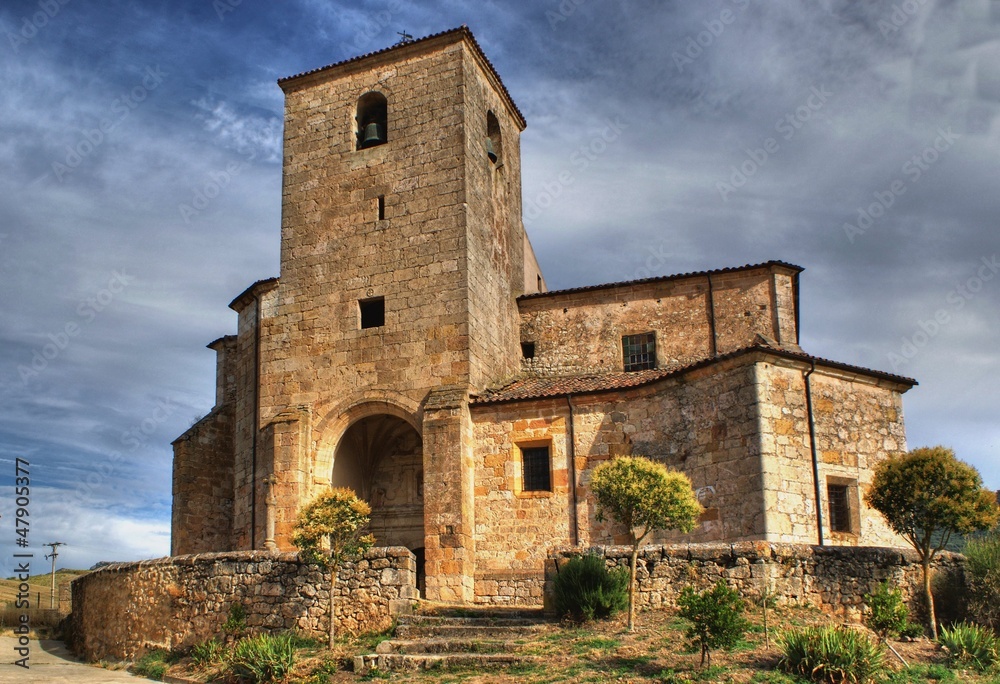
68, 548, 416, 662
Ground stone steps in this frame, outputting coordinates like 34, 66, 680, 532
354, 604, 550, 674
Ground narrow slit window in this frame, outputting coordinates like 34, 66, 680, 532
622, 332, 656, 372
359, 297, 385, 329
521, 446, 551, 492
377, 195, 385, 221
827, 483, 852, 533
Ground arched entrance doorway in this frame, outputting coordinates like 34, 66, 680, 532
331, 414, 424, 593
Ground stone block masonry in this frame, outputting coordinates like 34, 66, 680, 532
546, 543, 964, 623
69, 548, 417, 662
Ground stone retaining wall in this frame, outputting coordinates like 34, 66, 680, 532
546, 543, 965, 622
69, 547, 417, 662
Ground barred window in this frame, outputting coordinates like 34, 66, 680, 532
521, 446, 551, 492
622, 332, 656, 372
827, 483, 852, 533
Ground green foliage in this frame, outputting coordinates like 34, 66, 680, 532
965, 530, 1000, 630
937, 621, 999, 672
223, 601, 247, 635
590, 456, 703, 541
131, 649, 172, 680
777, 626, 887, 684
552, 553, 629, 623
863, 580, 910, 639
191, 637, 223, 667
865, 446, 999, 638
292, 487, 375, 568
590, 456, 702, 631
676, 580, 751, 668
884, 663, 958, 683
226, 632, 297, 683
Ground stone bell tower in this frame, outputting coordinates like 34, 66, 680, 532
217, 27, 534, 602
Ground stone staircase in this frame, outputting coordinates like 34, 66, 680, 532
354, 604, 551, 673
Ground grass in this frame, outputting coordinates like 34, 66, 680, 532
143, 603, 1000, 683
0, 569, 86, 608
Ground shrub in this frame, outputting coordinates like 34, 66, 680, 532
965, 531, 1000, 629
551, 553, 629, 623
863, 580, 910, 639
226, 632, 297, 683
937, 621, 998, 671
223, 601, 247, 635
778, 626, 886, 684
191, 637, 223, 668
676, 580, 751, 667
131, 649, 173, 681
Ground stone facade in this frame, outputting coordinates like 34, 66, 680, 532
546, 543, 965, 623
69, 548, 417, 662
170, 27, 916, 607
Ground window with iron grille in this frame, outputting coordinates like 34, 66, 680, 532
622, 332, 656, 372
521, 446, 551, 492
827, 483, 852, 533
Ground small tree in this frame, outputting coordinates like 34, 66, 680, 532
590, 456, 702, 631
677, 580, 751, 667
865, 446, 999, 639
863, 580, 910, 666
292, 487, 375, 648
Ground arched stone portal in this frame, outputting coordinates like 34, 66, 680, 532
331, 415, 424, 559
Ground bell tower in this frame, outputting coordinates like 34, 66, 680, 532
235, 27, 534, 601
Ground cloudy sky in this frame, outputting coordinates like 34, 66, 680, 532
1, 0, 998, 572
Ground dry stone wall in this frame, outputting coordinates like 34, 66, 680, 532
69, 548, 417, 662
546, 543, 964, 623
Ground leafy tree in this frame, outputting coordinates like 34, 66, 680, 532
292, 487, 375, 648
590, 455, 702, 631
865, 446, 999, 639
677, 580, 751, 667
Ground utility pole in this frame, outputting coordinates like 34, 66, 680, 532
43, 542, 65, 610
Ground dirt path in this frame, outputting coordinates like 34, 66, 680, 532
0, 636, 140, 683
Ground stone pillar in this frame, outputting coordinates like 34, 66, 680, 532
263, 474, 278, 551
258, 405, 312, 550
421, 386, 476, 603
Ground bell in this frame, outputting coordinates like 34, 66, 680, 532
361, 122, 384, 148
486, 138, 498, 163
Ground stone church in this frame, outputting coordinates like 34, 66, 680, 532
172, 27, 912, 604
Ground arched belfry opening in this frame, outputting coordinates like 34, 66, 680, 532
486, 110, 502, 164
331, 413, 424, 591
356, 91, 388, 149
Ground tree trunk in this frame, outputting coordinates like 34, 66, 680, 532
328, 571, 338, 650
628, 543, 640, 632
923, 557, 937, 640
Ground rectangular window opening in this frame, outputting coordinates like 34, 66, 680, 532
521, 446, 551, 492
377, 195, 385, 221
359, 296, 385, 329
521, 341, 536, 359
827, 483, 852, 533
622, 332, 656, 372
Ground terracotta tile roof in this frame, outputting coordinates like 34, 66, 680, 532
470, 345, 916, 405
518, 260, 803, 302
277, 26, 526, 129
228, 277, 279, 311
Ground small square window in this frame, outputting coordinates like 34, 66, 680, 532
521, 341, 536, 359
622, 332, 656, 372
359, 297, 385, 329
521, 446, 551, 492
827, 483, 852, 533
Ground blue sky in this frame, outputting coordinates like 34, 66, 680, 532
1, 0, 998, 572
